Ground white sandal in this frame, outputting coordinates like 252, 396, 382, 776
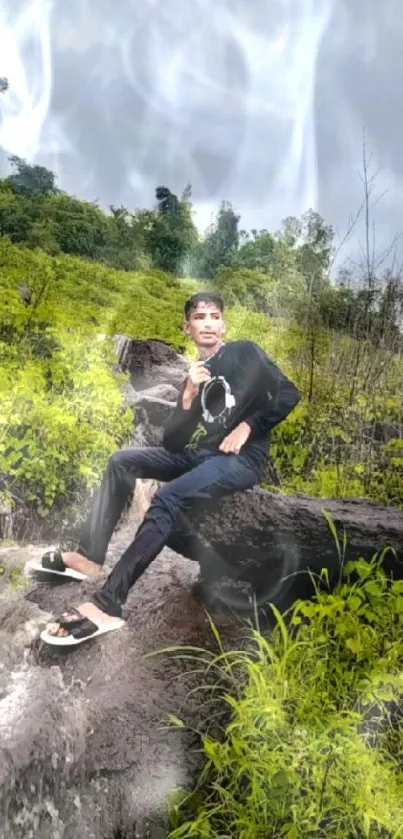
40, 608, 124, 646
27, 549, 93, 581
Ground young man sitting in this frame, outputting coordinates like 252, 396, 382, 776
36, 292, 301, 645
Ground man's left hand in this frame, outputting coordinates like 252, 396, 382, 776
219, 421, 252, 455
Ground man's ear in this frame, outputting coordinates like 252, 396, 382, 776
182, 319, 190, 335
222, 322, 227, 334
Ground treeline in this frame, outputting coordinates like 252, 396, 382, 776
1, 155, 402, 350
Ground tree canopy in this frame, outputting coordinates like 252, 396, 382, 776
0, 154, 401, 349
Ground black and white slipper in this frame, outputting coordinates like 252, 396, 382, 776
26, 549, 89, 581
40, 608, 124, 646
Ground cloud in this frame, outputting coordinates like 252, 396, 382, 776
0, 0, 402, 262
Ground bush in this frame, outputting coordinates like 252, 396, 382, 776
166, 547, 403, 837
0, 330, 133, 514
214, 265, 306, 317
0, 238, 191, 521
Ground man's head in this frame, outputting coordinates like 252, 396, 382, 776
183, 292, 226, 354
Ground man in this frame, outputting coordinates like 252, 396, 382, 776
38, 292, 301, 645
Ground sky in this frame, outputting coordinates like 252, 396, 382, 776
0, 0, 402, 271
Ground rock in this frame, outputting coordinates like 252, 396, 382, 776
115, 336, 189, 391
137, 384, 179, 403
0, 524, 248, 839
167, 489, 403, 612
131, 389, 178, 431
131, 402, 175, 448
120, 381, 139, 409
115, 340, 183, 450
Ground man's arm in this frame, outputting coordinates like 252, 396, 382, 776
232, 341, 301, 434
162, 380, 202, 452
243, 369, 301, 435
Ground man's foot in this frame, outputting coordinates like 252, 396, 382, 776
61, 552, 103, 578
27, 549, 103, 580
46, 602, 118, 638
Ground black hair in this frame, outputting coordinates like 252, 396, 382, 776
184, 292, 224, 321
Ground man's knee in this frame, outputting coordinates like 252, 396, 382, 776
108, 448, 140, 474
152, 482, 180, 518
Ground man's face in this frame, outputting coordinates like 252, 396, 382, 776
183, 302, 226, 349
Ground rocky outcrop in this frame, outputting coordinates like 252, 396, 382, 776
168, 489, 403, 611
114, 335, 189, 392
0, 531, 247, 839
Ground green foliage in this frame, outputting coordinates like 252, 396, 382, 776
0, 331, 133, 513
214, 266, 274, 311
97, 205, 152, 272
278, 209, 335, 290
145, 186, 199, 275
40, 193, 109, 258
0, 183, 38, 242
235, 229, 275, 272
214, 264, 306, 316
200, 201, 241, 277
0, 563, 26, 592
166, 548, 403, 837
0, 237, 189, 521
6, 155, 58, 197
0, 158, 402, 347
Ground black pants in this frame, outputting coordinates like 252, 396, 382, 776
77, 446, 260, 617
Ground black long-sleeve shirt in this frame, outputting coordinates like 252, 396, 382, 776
162, 340, 301, 470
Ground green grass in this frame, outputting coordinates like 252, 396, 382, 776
147, 538, 403, 838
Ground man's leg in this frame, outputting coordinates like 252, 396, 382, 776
60, 447, 194, 576
88, 451, 259, 617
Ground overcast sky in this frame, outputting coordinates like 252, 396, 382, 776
0, 0, 402, 270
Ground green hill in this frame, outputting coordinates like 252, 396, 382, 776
1, 234, 402, 538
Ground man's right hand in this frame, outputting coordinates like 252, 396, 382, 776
182, 361, 211, 409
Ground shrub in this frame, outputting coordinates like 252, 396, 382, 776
0, 330, 133, 515
165, 547, 403, 837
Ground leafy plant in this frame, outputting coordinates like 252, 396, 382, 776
146, 526, 403, 838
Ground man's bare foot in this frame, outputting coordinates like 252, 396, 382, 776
47, 601, 118, 637
62, 552, 103, 578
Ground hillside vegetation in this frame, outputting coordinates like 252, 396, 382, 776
1, 229, 402, 538
1, 149, 403, 837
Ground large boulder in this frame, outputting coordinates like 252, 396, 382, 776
168, 489, 403, 611
0, 530, 247, 839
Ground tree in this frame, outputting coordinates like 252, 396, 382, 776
7, 155, 58, 196
181, 183, 192, 204
97, 205, 152, 271
234, 229, 276, 272
26, 219, 61, 256
279, 209, 334, 292
202, 201, 240, 278
0, 77, 8, 93
214, 266, 273, 311
155, 185, 179, 216
42, 193, 108, 258
0, 183, 39, 242
146, 186, 198, 275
